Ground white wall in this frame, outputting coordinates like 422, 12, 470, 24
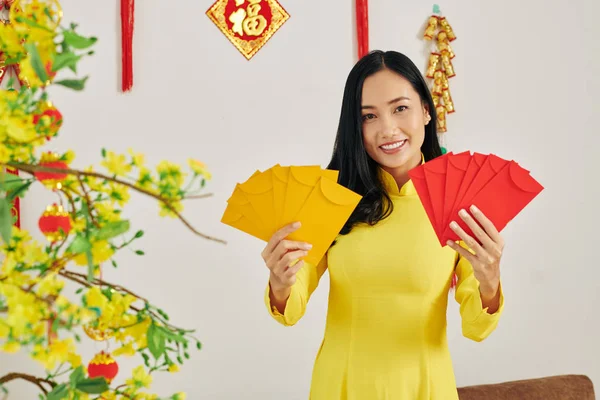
2, 0, 598, 398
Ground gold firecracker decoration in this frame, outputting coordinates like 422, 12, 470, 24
423, 7, 456, 135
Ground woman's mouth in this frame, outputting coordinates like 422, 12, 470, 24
379, 140, 407, 154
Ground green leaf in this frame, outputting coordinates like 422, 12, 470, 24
6, 181, 33, 202
158, 327, 186, 343
141, 352, 151, 367
63, 31, 97, 49
75, 377, 109, 394
147, 323, 166, 360
55, 77, 88, 91
69, 366, 85, 386
196, 341, 202, 350
47, 383, 69, 400
0, 198, 13, 244
24, 43, 49, 83
52, 51, 81, 72
111, 259, 118, 268
51, 318, 60, 334
101, 148, 107, 157
67, 235, 92, 254
157, 309, 170, 321
93, 220, 130, 240
0, 174, 26, 192
135, 250, 145, 256
85, 247, 94, 281
75, 288, 84, 294
135, 230, 144, 238
15, 16, 53, 32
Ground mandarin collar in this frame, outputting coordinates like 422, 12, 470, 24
378, 153, 425, 196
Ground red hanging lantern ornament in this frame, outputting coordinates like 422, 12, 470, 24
38, 203, 72, 242
121, 0, 134, 92
34, 151, 69, 189
33, 101, 63, 141
87, 351, 119, 384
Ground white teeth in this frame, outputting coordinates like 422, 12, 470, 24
381, 140, 406, 150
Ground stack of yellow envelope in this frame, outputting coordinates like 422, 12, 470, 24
221, 164, 363, 265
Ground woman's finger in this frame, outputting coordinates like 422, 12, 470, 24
269, 239, 312, 267
284, 259, 305, 278
449, 220, 488, 262
277, 250, 308, 275
470, 205, 504, 249
458, 209, 495, 250
446, 240, 477, 266
261, 222, 302, 261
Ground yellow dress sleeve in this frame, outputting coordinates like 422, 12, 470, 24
264, 255, 328, 327
454, 251, 504, 342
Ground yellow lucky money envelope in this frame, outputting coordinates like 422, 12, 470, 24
222, 164, 361, 265
287, 175, 362, 265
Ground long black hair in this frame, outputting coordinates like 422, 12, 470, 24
328, 50, 442, 236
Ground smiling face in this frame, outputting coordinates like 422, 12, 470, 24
361, 68, 431, 184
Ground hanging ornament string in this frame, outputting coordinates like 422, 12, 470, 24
355, 0, 369, 59
121, 0, 134, 92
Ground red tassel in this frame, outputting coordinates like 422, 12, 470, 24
355, 0, 369, 59
6, 168, 20, 228
450, 273, 457, 289
121, 0, 134, 92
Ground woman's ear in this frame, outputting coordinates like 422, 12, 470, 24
423, 104, 431, 125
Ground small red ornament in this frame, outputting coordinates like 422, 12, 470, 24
88, 351, 119, 384
38, 203, 72, 242
33, 102, 63, 140
34, 152, 69, 189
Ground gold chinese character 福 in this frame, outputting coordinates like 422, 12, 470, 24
242, 2, 267, 36
229, 8, 247, 36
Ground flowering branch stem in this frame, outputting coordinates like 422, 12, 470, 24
0, 373, 55, 394
58, 270, 186, 332
76, 175, 99, 228
5, 162, 226, 244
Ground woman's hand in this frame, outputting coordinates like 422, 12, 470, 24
261, 222, 312, 296
447, 205, 504, 304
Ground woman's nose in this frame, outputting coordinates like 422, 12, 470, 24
380, 115, 398, 138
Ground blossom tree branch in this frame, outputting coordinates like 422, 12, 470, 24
4, 162, 226, 244
0, 372, 55, 394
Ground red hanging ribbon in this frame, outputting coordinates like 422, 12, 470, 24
121, 0, 134, 92
355, 0, 369, 59
6, 168, 20, 229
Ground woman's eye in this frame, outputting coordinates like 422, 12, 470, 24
395, 106, 408, 113
362, 113, 376, 121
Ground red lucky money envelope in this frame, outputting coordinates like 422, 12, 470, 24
443, 154, 510, 241
408, 165, 439, 242
442, 150, 471, 234
423, 152, 452, 242
410, 152, 544, 246
452, 160, 543, 239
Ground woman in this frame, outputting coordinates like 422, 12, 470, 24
261, 50, 504, 399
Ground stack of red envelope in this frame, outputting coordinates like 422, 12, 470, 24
408, 151, 544, 246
